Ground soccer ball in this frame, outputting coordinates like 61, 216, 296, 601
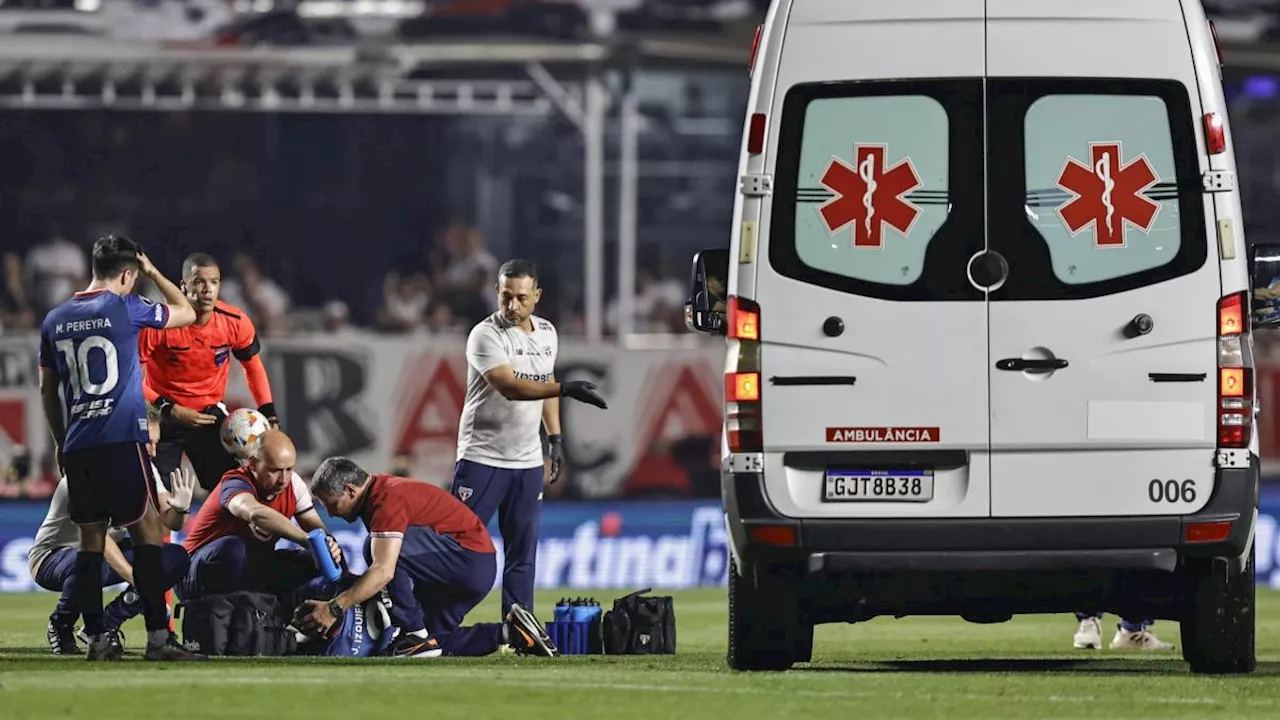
220, 408, 270, 459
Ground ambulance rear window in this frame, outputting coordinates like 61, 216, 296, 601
986, 79, 1208, 301
769, 79, 986, 302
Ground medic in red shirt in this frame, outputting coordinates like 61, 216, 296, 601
177, 430, 341, 601
295, 457, 558, 659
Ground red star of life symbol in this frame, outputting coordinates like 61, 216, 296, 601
817, 144, 923, 249
1054, 141, 1161, 248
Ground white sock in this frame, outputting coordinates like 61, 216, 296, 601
408, 629, 428, 639
148, 629, 169, 647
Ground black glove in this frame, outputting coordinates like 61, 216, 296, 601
547, 434, 565, 484
202, 403, 228, 423
258, 402, 279, 428
559, 380, 607, 409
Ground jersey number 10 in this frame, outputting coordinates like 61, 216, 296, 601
55, 336, 120, 398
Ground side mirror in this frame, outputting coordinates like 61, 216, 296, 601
1250, 243, 1280, 331
685, 248, 730, 335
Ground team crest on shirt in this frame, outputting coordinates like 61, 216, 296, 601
457, 487, 472, 501
214, 348, 231, 366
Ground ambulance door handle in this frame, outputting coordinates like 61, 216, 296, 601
996, 358, 1068, 372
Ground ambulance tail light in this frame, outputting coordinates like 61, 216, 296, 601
726, 295, 762, 453
748, 524, 796, 547
747, 113, 766, 155
1209, 19, 1225, 69
1217, 291, 1253, 448
726, 373, 762, 453
748, 24, 762, 77
728, 295, 759, 341
1185, 520, 1233, 544
1205, 112, 1227, 155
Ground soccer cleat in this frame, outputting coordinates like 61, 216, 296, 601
505, 604, 558, 657
1073, 616, 1102, 650
47, 620, 80, 655
384, 633, 443, 659
1110, 625, 1174, 651
86, 629, 126, 662
145, 632, 208, 662
80, 626, 126, 648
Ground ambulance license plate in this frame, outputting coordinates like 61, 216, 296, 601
823, 470, 934, 502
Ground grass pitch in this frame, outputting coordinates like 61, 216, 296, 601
3, 588, 1280, 719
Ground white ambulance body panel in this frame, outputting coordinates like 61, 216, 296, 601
738, 0, 1240, 520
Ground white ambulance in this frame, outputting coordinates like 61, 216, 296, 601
686, 0, 1280, 674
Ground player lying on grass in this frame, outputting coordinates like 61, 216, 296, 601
295, 456, 558, 658
177, 429, 343, 602
29, 405, 197, 655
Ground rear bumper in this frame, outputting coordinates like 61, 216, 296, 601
808, 549, 1179, 573
724, 457, 1259, 575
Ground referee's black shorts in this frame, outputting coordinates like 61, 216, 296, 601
154, 418, 240, 492
64, 441, 157, 527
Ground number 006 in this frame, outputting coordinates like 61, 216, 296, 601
1148, 479, 1196, 504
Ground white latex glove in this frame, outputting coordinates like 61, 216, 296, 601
168, 466, 197, 512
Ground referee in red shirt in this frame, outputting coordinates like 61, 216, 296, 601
139, 253, 277, 491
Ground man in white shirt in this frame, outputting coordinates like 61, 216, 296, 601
24, 234, 87, 316
29, 410, 198, 656
453, 259, 607, 615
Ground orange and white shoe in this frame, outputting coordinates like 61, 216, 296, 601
385, 632, 443, 658
505, 604, 558, 657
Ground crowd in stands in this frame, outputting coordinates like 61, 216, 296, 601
0, 222, 692, 501
0, 222, 687, 338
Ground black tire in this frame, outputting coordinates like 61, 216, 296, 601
1180, 548, 1256, 675
727, 557, 798, 671
793, 622, 814, 664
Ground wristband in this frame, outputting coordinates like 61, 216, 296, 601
548, 434, 563, 444
327, 598, 343, 619
258, 402, 277, 419
154, 397, 176, 420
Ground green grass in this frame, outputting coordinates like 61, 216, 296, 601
5, 589, 1280, 719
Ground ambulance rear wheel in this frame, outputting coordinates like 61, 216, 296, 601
793, 622, 814, 664
727, 557, 798, 671
1181, 549, 1256, 675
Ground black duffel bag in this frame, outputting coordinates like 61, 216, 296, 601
176, 591, 297, 657
602, 588, 676, 655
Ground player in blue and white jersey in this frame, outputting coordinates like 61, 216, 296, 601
37, 235, 203, 661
